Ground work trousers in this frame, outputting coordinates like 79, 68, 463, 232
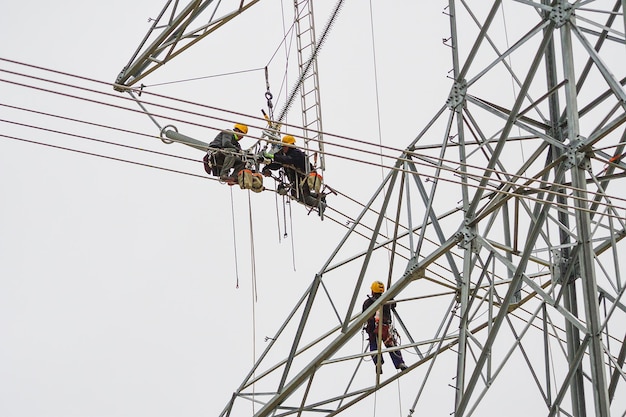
368, 324, 405, 369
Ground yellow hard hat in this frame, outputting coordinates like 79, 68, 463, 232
282, 135, 296, 145
234, 123, 249, 135
371, 280, 385, 294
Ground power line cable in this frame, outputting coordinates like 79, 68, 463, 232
4, 57, 625, 194
2, 59, 626, 219
0, 133, 207, 180
4, 129, 621, 294
4, 73, 622, 213
3, 109, 625, 223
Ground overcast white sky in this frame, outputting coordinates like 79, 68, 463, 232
0, 1, 454, 416
8, 1, 625, 416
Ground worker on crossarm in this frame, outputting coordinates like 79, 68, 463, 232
207, 123, 249, 182
362, 280, 408, 374
263, 135, 313, 199
263, 135, 308, 179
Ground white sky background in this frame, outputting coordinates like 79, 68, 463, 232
0, 1, 453, 416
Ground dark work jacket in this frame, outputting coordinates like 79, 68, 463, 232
362, 294, 396, 334
272, 146, 308, 172
265, 146, 312, 184
209, 130, 242, 151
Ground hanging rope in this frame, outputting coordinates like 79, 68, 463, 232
368, 0, 392, 268
273, 185, 283, 243
229, 187, 240, 288
249, 189, 258, 414
247, 191, 259, 302
278, 173, 289, 239
499, 2, 525, 164
287, 196, 296, 271
396, 371, 403, 416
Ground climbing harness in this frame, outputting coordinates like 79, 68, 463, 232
373, 310, 402, 348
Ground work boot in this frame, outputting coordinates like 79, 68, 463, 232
397, 362, 408, 371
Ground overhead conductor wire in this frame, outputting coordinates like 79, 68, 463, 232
3, 59, 626, 309
2, 84, 625, 228
2, 59, 626, 223
2, 57, 623, 207
2, 72, 625, 225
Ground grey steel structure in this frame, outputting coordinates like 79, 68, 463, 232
114, 0, 261, 92
115, 1, 626, 416
219, 1, 626, 416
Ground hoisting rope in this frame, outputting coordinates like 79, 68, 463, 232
247, 191, 259, 302
367, 0, 392, 267
229, 187, 241, 288
275, 170, 297, 271
360, 312, 404, 417
287, 195, 296, 271
273, 185, 282, 243
248, 190, 258, 414
366, 9, 405, 412
395, 370, 403, 416
499, 2, 525, 165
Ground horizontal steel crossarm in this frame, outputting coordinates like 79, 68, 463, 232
115, 0, 260, 90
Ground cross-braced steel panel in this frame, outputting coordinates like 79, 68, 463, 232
222, 1, 626, 416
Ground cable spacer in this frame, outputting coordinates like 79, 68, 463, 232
159, 124, 177, 144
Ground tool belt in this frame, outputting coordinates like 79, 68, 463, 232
371, 323, 395, 347
203, 150, 225, 176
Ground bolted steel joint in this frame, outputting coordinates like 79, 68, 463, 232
549, 2, 573, 27
446, 79, 467, 110
458, 225, 476, 250
564, 142, 590, 170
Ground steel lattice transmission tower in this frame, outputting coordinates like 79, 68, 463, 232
221, 1, 626, 416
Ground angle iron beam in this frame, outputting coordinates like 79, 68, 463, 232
407, 159, 463, 280
561, 17, 611, 416
454, 155, 564, 415
570, 22, 626, 110
115, 0, 260, 89
253, 235, 461, 417
341, 165, 402, 333
466, 23, 556, 221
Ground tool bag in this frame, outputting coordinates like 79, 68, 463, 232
306, 172, 323, 194
238, 169, 264, 193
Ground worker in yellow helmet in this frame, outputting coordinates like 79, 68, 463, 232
206, 123, 249, 182
362, 280, 408, 374
262, 135, 312, 196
